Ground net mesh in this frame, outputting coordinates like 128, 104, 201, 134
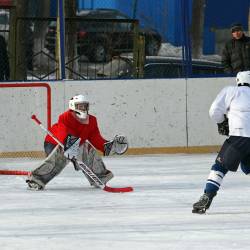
0, 83, 51, 160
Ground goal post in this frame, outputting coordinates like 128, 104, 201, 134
0, 83, 51, 159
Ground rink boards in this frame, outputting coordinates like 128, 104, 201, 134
0, 77, 233, 156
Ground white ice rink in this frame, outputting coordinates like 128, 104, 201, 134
1, 153, 250, 250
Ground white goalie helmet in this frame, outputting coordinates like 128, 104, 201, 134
69, 95, 89, 119
236, 71, 250, 86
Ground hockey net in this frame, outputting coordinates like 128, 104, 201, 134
0, 83, 51, 175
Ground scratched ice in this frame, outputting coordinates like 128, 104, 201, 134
0, 153, 250, 250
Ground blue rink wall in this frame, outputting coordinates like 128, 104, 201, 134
0, 77, 233, 155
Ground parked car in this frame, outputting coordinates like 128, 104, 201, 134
96, 56, 224, 79
45, 8, 162, 62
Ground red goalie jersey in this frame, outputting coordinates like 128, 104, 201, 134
45, 110, 107, 153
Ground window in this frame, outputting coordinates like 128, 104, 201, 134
144, 63, 181, 78
192, 64, 224, 75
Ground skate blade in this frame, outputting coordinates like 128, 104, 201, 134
27, 186, 44, 191
192, 208, 206, 214
26, 181, 44, 191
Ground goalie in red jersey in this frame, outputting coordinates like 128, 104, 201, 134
26, 95, 128, 190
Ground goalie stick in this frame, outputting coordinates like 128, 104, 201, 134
31, 115, 133, 193
0, 170, 31, 176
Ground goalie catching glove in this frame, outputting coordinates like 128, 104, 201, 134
104, 135, 128, 156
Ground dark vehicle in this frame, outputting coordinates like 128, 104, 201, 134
45, 8, 162, 62
0, 10, 9, 41
96, 56, 224, 79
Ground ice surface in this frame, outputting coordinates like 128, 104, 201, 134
1, 154, 250, 250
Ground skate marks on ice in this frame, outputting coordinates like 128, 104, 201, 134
1, 154, 250, 250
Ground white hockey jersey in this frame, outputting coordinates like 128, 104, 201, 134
209, 85, 250, 137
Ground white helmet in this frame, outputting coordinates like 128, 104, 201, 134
236, 71, 250, 86
69, 95, 89, 119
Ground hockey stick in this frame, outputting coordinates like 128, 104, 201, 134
31, 115, 133, 193
0, 170, 31, 176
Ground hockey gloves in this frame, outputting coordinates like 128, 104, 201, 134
104, 135, 128, 156
217, 115, 229, 136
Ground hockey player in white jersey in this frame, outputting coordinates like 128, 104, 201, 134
193, 70, 250, 214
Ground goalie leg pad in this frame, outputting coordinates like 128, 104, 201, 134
27, 145, 68, 186
81, 142, 114, 185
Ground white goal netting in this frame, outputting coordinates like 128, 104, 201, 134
0, 83, 51, 160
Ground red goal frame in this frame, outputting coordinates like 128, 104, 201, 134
0, 82, 51, 129
0, 82, 52, 175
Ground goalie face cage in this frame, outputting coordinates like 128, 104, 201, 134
0, 83, 51, 162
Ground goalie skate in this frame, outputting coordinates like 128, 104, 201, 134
26, 180, 44, 191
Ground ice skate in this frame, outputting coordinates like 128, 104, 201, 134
192, 193, 215, 214
26, 179, 44, 190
